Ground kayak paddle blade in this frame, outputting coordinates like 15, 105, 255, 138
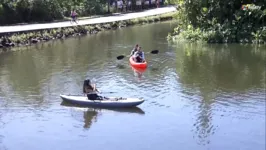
117, 55, 125, 60
150, 50, 159, 54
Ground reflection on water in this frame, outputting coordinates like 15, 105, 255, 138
83, 109, 98, 129
192, 96, 216, 146
61, 101, 145, 129
0, 21, 265, 150
175, 43, 265, 91
174, 42, 266, 147
131, 67, 145, 80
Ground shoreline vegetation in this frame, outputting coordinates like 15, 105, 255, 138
0, 12, 175, 50
167, 1, 266, 44
0, 0, 165, 25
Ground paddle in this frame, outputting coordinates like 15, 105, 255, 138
116, 49, 159, 60
97, 91, 116, 94
82, 91, 116, 95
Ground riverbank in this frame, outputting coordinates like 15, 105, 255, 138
0, 7, 176, 50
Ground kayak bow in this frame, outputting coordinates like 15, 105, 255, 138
129, 56, 147, 69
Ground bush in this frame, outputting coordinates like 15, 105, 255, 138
168, 0, 266, 44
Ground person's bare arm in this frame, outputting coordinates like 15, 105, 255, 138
92, 84, 100, 92
91, 84, 95, 91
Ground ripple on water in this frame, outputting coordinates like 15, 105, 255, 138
215, 90, 265, 112
92, 69, 173, 109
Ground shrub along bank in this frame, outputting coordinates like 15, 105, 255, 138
167, 0, 266, 44
0, 12, 174, 49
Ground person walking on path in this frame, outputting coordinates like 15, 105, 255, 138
70, 10, 78, 24
156, 0, 160, 8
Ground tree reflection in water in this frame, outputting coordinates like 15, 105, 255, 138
175, 43, 266, 145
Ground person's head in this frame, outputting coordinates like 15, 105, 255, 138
135, 44, 139, 48
83, 79, 91, 93
84, 79, 91, 86
138, 46, 142, 51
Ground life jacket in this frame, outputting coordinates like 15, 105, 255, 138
135, 51, 143, 57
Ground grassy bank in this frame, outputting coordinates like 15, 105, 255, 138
0, 12, 175, 50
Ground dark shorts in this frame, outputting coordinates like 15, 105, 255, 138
71, 16, 76, 20
87, 93, 103, 100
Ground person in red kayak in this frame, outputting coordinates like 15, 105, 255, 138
133, 46, 145, 63
130, 44, 139, 56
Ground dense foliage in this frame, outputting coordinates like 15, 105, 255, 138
167, 0, 266, 44
0, 0, 111, 25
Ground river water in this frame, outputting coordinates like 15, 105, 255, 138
0, 21, 265, 150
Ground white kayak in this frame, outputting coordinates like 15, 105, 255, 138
60, 94, 145, 108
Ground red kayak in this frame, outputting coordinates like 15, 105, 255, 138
131, 66, 146, 73
129, 56, 147, 69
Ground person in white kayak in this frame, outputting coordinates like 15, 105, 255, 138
83, 79, 103, 100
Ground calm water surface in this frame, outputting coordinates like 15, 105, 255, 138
0, 21, 265, 150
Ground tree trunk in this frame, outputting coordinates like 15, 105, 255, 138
108, 0, 110, 13
115, 0, 118, 12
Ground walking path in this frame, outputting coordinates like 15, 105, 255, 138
0, 6, 177, 34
